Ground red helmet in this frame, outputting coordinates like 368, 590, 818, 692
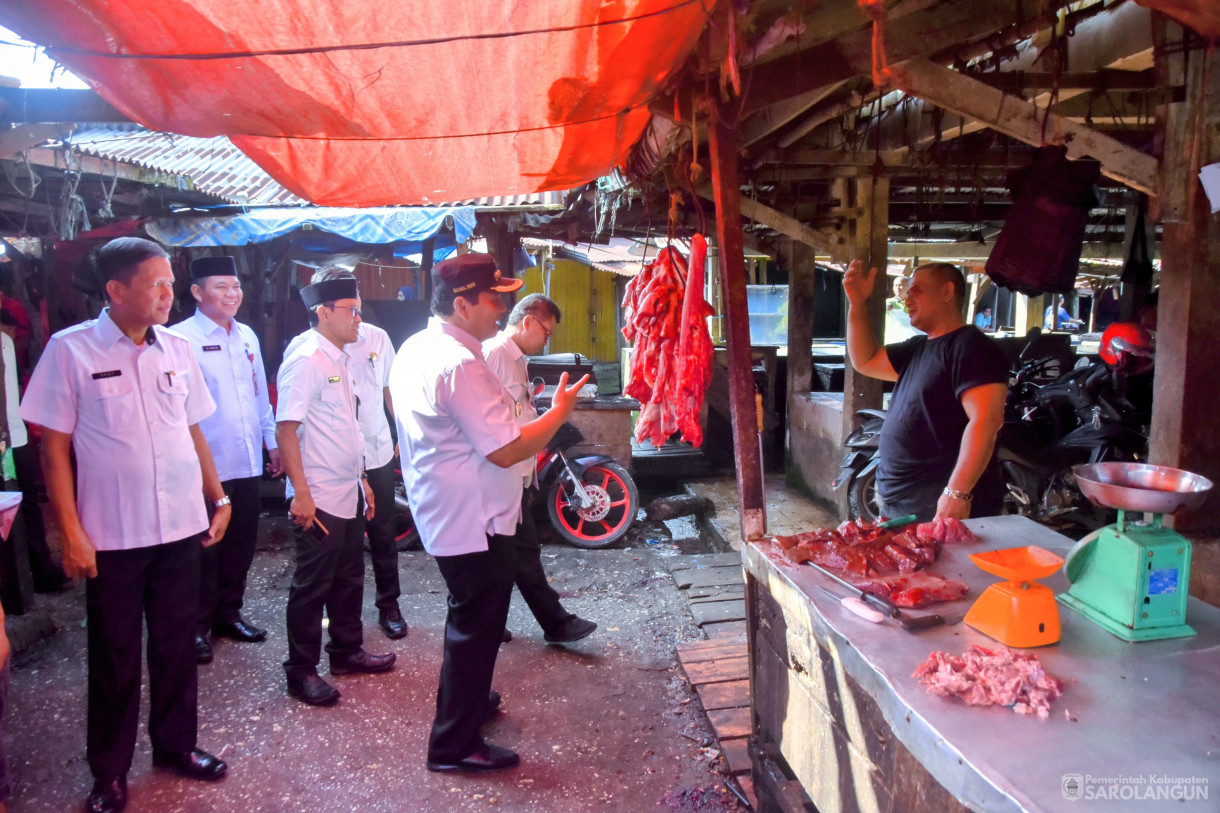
1100, 322, 1155, 371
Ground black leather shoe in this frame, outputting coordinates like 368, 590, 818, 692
85, 776, 127, 813
195, 634, 213, 665
287, 673, 341, 706
544, 616, 598, 644
501, 628, 512, 643
151, 748, 227, 781
213, 617, 267, 642
426, 742, 520, 773
378, 607, 409, 639
330, 649, 396, 675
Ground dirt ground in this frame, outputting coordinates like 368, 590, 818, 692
4, 505, 745, 813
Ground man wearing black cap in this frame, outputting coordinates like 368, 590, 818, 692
175, 256, 281, 664
390, 253, 588, 774
275, 272, 395, 706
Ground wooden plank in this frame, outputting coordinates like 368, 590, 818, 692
666, 553, 742, 573
692, 583, 746, 600
689, 599, 747, 626
708, 707, 752, 739
721, 736, 752, 776
697, 181, 842, 253
680, 655, 749, 685
889, 58, 1159, 195
703, 620, 748, 639
741, 82, 845, 147
696, 678, 751, 711
734, 775, 757, 811
687, 585, 745, 602
674, 566, 743, 590
676, 638, 747, 663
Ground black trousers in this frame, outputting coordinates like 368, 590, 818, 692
364, 460, 401, 612
87, 536, 200, 780
198, 476, 260, 633
427, 532, 516, 762
283, 502, 365, 679
514, 488, 573, 634
13, 442, 65, 588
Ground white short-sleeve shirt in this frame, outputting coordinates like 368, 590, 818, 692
19, 309, 216, 551
390, 317, 522, 557
275, 330, 364, 519
315, 323, 397, 471
173, 309, 276, 481
482, 330, 536, 486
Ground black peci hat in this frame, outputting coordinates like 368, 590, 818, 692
190, 256, 238, 280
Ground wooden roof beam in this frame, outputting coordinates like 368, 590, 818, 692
696, 182, 843, 254
889, 59, 1158, 195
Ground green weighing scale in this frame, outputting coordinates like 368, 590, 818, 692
1060, 463, 1214, 642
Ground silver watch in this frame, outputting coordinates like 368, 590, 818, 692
213, 496, 232, 509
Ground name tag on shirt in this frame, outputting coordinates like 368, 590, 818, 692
203, 345, 222, 352
328, 376, 341, 383
91, 370, 122, 380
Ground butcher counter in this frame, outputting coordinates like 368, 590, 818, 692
741, 514, 1219, 813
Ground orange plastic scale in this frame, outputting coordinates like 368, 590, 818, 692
964, 545, 1064, 648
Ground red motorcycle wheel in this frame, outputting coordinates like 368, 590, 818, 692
547, 461, 639, 549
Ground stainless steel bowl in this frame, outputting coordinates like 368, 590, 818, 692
1072, 463, 1214, 514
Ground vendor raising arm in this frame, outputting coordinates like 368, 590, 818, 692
842, 260, 1008, 521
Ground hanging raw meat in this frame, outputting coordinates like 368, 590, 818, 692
622, 235, 714, 447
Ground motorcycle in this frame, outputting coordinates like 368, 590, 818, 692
997, 331, 1151, 532
832, 409, 886, 523
392, 384, 639, 550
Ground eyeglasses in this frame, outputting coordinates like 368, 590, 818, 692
326, 304, 362, 319
532, 316, 553, 341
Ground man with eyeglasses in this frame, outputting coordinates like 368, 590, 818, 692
483, 294, 596, 646
284, 267, 406, 641
275, 270, 394, 706
175, 256, 281, 666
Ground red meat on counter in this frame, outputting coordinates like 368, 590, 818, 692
913, 645, 1064, 720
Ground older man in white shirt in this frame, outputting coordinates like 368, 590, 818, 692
175, 255, 281, 665
276, 272, 394, 707
392, 253, 586, 775
483, 294, 596, 645
20, 237, 231, 813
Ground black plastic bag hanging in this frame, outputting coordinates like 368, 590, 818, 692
985, 145, 1101, 296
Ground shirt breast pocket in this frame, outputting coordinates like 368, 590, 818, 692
154, 370, 191, 427
319, 385, 348, 428
90, 377, 137, 430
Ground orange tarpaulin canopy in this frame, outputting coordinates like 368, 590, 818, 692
0, 1, 713, 206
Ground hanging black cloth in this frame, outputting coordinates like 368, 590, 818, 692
985, 145, 1101, 296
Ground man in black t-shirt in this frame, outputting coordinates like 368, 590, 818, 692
843, 260, 1008, 521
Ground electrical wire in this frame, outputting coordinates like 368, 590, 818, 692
44, 0, 704, 61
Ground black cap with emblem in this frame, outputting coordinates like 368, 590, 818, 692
432, 253, 524, 298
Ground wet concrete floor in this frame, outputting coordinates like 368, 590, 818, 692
6, 510, 744, 813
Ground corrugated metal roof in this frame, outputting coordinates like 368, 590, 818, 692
547, 237, 687, 277
67, 126, 572, 210
67, 126, 305, 206
454, 191, 570, 209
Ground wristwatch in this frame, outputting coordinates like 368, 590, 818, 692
213, 496, 232, 509
942, 487, 972, 502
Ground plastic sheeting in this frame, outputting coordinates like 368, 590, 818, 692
146, 205, 476, 248
0, 1, 713, 206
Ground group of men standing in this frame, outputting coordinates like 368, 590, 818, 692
17, 238, 596, 813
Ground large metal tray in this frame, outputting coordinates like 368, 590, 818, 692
1072, 462, 1213, 514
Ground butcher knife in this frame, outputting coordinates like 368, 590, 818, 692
805, 560, 947, 631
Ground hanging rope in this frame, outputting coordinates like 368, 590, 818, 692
858, 0, 894, 88
96, 157, 119, 221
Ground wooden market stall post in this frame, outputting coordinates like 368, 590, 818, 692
708, 101, 767, 542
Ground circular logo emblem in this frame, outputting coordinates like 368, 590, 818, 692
1062, 774, 1084, 802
